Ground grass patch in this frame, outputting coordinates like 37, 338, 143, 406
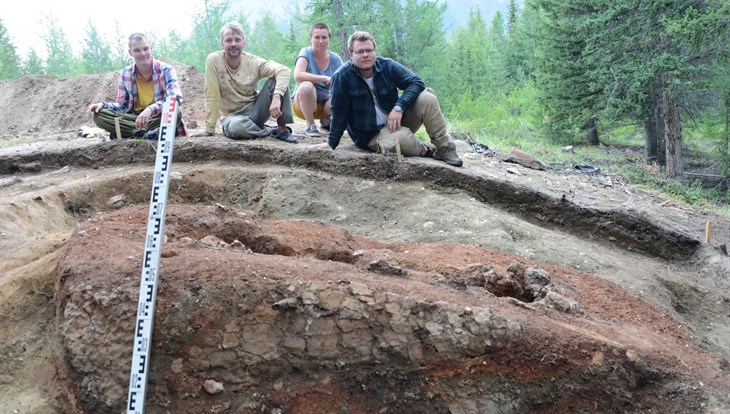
0, 137, 27, 148
444, 87, 729, 213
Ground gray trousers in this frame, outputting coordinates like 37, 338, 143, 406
222, 78, 294, 140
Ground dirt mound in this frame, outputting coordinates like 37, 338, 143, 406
0, 58, 206, 137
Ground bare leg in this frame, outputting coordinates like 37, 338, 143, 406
293, 81, 317, 126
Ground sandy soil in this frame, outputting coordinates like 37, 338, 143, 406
0, 62, 728, 413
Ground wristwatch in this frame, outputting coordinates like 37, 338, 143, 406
393, 105, 403, 113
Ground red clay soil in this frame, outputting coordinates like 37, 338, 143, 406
50, 204, 728, 413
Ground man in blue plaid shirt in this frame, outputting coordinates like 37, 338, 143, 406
314, 31, 462, 167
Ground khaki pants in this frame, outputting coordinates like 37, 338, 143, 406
367, 88, 449, 156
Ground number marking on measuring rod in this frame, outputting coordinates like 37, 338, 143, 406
127, 96, 179, 414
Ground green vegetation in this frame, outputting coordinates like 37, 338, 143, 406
0, 0, 727, 210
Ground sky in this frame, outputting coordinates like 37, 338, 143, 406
0, 0, 202, 59
1, 0, 516, 60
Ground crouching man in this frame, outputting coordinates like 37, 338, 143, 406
313, 31, 462, 167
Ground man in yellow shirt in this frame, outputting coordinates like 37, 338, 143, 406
86, 32, 187, 139
195, 22, 296, 143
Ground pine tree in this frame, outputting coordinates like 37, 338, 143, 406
447, 7, 493, 102
155, 29, 186, 62
112, 20, 130, 68
505, 1, 535, 86
183, 0, 233, 70
42, 15, 76, 77
81, 20, 114, 74
532, 0, 602, 144
507, 0, 519, 35
0, 19, 22, 80
22, 49, 45, 76
247, 13, 288, 64
488, 12, 509, 94
586, 0, 723, 176
286, 4, 309, 59
664, 0, 730, 174
372, 0, 446, 75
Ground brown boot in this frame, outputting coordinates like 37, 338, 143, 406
433, 142, 463, 167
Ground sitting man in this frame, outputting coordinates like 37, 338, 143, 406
314, 31, 462, 167
193, 22, 296, 143
86, 32, 186, 139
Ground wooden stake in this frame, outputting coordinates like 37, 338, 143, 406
114, 117, 122, 140
705, 220, 713, 244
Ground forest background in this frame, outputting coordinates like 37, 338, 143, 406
0, 0, 728, 210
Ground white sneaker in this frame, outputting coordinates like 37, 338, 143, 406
305, 124, 321, 137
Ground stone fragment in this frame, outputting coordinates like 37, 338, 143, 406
203, 379, 224, 395
367, 259, 408, 276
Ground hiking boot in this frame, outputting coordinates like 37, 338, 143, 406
305, 124, 321, 137
433, 142, 463, 167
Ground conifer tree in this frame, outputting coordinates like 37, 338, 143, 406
248, 13, 288, 65
81, 20, 114, 74
0, 19, 22, 80
22, 49, 45, 76
448, 7, 492, 102
42, 16, 76, 77
532, 0, 602, 144
587, 0, 723, 176
488, 11, 509, 94
307, 0, 446, 76
505, 1, 535, 86
184, 0, 233, 70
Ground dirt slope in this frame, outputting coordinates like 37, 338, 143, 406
0, 62, 729, 413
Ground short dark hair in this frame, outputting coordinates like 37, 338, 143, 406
310, 22, 331, 38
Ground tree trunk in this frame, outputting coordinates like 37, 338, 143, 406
656, 100, 667, 166
644, 118, 658, 164
587, 117, 600, 145
663, 87, 683, 178
334, 0, 349, 59
720, 93, 730, 162
644, 99, 665, 165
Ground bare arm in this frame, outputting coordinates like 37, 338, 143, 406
293, 57, 330, 85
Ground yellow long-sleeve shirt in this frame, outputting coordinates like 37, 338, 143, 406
204, 50, 291, 134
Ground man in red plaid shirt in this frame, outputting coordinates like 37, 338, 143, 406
86, 32, 187, 139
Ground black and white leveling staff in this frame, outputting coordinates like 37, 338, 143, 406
126, 96, 180, 414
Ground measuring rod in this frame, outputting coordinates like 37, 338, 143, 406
126, 96, 180, 414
